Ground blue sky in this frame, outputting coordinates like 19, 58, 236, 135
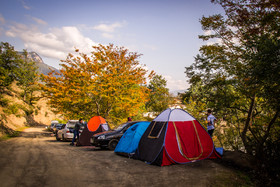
0, 0, 224, 91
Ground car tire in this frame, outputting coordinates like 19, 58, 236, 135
56, 134, 61, 141
108, 139, 119, 150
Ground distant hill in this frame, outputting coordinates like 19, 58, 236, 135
18, 51, 60, 75
170, 89, 186, 96
1, 52, 61, 137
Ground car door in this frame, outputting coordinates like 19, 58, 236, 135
58, 124, 66, 138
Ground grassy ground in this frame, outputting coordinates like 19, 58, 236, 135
0, 126, 28, 141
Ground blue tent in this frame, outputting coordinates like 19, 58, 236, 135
115, 121, 150, 156
215, 147, 224, 156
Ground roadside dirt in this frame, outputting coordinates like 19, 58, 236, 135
0, 126, 253, 187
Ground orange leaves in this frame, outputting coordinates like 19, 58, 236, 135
41, 44, 150, 122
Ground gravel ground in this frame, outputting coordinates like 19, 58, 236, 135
0, 126, 252, 187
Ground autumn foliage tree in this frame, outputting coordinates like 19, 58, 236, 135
41, 44, 151, 124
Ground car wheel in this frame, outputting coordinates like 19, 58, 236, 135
56, 133, 61, 141
108, 139, 119, 150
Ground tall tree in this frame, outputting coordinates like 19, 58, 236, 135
185, 0, 280, 180
41, 44, 151, 124
0, 42, 22, 96
16, 50, 39, 105
146, 74, 171, 114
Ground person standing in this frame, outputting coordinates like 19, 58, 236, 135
207, 109, 216, 137
70, 119, 83, 146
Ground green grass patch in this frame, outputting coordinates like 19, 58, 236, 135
0, 134, 11, 141
0, 126, 28, 141
0, 131, 20, 141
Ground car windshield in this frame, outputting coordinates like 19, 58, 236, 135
114, 123, 128, 131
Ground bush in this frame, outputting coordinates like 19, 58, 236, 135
0, 98, 9, 107
3, 104, 20, 115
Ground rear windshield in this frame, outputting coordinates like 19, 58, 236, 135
67, 122, 77, 128
114, 123, 127, 131
51, 123, 57, 127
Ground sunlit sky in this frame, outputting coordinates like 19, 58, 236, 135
0, 0, 224, 91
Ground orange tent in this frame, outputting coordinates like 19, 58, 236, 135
77, 116, 110, 146
87, 116, 108, 132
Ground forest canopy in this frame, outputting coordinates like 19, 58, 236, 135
184, 0, 280, 184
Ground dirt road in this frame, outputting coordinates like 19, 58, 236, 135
0, 127, 251, 187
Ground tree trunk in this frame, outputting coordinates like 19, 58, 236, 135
241, 96, 255, 155
95, 101, 100, 116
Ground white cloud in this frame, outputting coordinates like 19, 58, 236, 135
204, 30, 213, 35
203, 30, 222, 45
93, 22, 124, 33
204, 30, 240, 46
31, 17, 47, 25
163, 75, 189, 91
6, 23, 98, 60
93, 21, 126, 39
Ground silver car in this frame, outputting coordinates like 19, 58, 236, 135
56, 120, 80, 141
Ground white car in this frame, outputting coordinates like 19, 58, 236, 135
48, 120, 59, 132
56, 120, 82, 141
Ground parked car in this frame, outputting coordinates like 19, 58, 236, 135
56, 120, 84, 141
47, 120, 59, 132
90, 121, 144, 150
53, 123, 65, 135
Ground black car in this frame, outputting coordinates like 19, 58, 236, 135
91, 121, 143, 150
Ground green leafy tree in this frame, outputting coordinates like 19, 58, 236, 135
146, 74, 172, 114
16, 50, 39, 105
185, 0, 280, 183
0, 42, 40, 128
0, 42, 22, 96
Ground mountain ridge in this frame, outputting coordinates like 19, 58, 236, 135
18, 51, 60, 75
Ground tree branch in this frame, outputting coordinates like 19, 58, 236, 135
261, 110, 280, 145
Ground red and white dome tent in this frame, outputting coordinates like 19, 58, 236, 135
136, 108, 221, 166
